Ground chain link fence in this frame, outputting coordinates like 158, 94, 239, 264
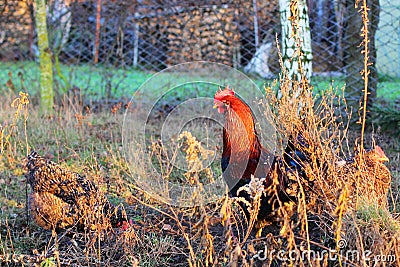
0, 0, 399, 99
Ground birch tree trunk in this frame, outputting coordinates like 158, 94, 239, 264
279, 0, 313, 82
35, 0, 54, 114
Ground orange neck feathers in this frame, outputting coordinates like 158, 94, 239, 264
214, 87, 260, 156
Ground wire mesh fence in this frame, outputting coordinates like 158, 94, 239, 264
0, 0, 399, 99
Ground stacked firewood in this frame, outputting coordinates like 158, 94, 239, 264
0, 0, 32, 60
138, 5, 240, 66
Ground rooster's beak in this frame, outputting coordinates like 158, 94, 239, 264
380, 155, 389, 162
213, 104, 218, 109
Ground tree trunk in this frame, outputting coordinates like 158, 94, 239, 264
343, 0, 379, 111
35, 0, 54, 114
279, 0, 313, 82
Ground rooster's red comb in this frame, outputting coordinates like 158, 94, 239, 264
214, 86, 235, 101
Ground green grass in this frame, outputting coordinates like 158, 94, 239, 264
377, 76, 400, 99
0, 61, 152, 99
1, 61, 399, 101
311, 75, 400, 99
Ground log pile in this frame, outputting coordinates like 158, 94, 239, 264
137, 5, 240, 67
0, 0, 33, 60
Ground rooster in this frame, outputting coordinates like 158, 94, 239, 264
336, 145, 392, 207
26, 151, 131, 233
214, 87, 307, 221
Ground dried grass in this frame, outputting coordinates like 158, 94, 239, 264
1, 1, 399, 266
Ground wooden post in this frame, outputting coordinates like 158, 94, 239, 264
133, 23, 139, 68
94, 0, 102, 64
252, 0, 259, 48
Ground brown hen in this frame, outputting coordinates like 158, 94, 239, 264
337, 146, 392, 207
26, 151, 131, 232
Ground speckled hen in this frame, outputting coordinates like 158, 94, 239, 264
26, 151, 131, 232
